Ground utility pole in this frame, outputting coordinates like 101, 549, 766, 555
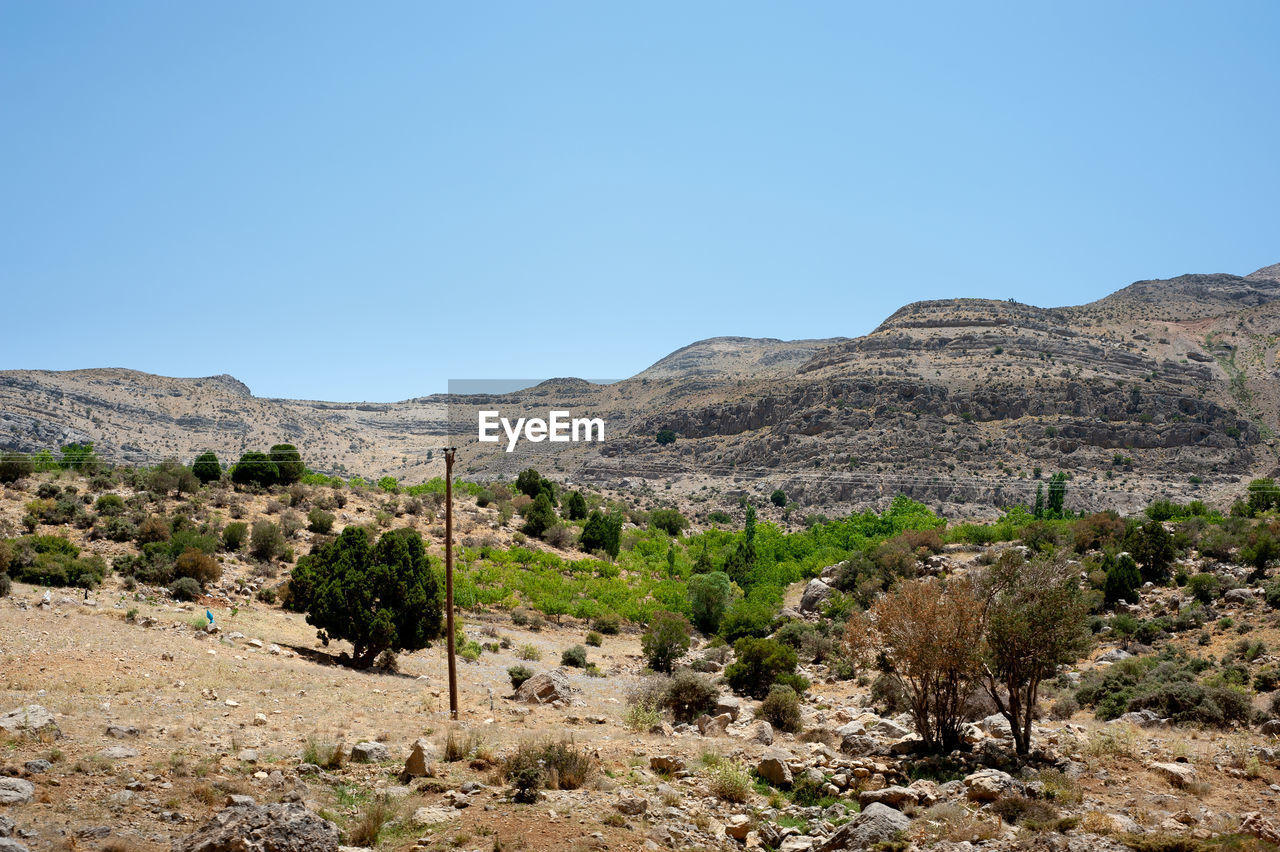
444, 447, 458, 721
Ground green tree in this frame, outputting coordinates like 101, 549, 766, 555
726, 637, 802, 699
59, 441, 102, 473
655, 429, 676, 446
564, 490, 588, 521
641, 610, 692, 673
770, 489, 787, 508
722, 504, 757, 584
1127, 520, 1175, 583
516, 468, 554, 500
521, 492, 557, 538
1046, 472, 1068, 518
1033, 483, 1045, 519
580, 510, 622, 558
286, 526, 443, 668
269, 444, 304, 485
231, 452, 279, 487
688, 571, 736, 634
1103, 553, 1141, 607
649, 508, 688, 536
1246, 478, 1277, 515
1240, 528, 1280, 582
192, 451, 221, 484
979, 556, 1092, 755
0, 453, 35, 483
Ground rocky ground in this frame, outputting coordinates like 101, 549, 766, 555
3, 556, 1280, 852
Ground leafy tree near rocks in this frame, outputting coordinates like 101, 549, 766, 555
655, 429, 676, 446
756, 684, 803, 733
1046, 472, 1068, 518
1247, 478, 1278, 515
580, 510, 623, 559
979, 556, 1092, 756
516, 468, 554, 500
722, 504, 757, 584
1127, 519, 1175, 583
649, 508, 688, 537
845, 576, 984, 753
192, 452, 222, 484
1240, 527, 1280, 582
1103, 553, 1142, 607
231, 452, 279, 487
0, 453, 34, 483
269, 444, 304, 485
563, 490, 588, 521
250, 520, 285, 561
287, 526, 443, 668
688, 571, 736, 634
726, 637, 805, 699
641, 610, 692, 673
520, 492, 557, 538
59, 441, 103, 473
770, 489, 787, 508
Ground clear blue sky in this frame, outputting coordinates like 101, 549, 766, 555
2, 2, 1277, 401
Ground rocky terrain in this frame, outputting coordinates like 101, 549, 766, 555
3, 263, 1280, 517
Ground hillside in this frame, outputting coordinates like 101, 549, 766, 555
3, 262, 1279, 517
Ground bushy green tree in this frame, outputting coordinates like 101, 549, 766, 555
59, 442, 102, 473
726, 637, 803, 699
516, 468, 554, 500
1103, 553, 1141, 607
564, 490, 588, 521
655, 429, 676, 446
770, 489, 786, 508
231, 452, 279, 487
580, 510, 622, 558
286, 526, 443, 668
688, 571, 736, 634
192, 451, 221, 484
0, 453, 34, 483
1127, 520, 1175, 583
1240, 528, 1280, 582
640, 610, 692, 673
1046, 472, 1068, 518
269, 444, 304, 485
649, 508, 688, 537
1247, 478, 1277, 515
521, 492, 557, 538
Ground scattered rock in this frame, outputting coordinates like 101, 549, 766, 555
1259, 719, 1280, 737
746, 719, 774, 746
175, 802, 340, 852
1115, 709, 1167, 729
514, 669, 578, 705
0, 839, 30, 852
697, 713, 731, 737
649, 755, 685, 774
0, 815, 13, 837
350, 742, 389, 763
0, 706, 59, 739
964, 768, 1022, 802
0, 779, 35, 806
800, 578, 835, 613
403, 738, 435, 777
1096, 648, 1132, 664
1242, 812, 1280, 844
614, 794, 647, 816
858, 785, 917, 809
756, 749, 793, 787
21, 760, 50, 774
725, 814, 751, 840
815, 802, 910, 850
715, 695, 742, 721
1150, 762, 1196, 789
105, 724, 140, 739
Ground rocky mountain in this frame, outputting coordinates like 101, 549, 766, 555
3, 262, 1278, 516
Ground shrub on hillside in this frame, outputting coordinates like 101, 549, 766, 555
726, 637, 805, 699
508, 665, 534, 690
174, 548, 221, 588
169, 576, 202, 601
688, 571, 736, 635
250, 520, 285, 561
641, 610, 692, 674
561, 645, 588, 668
222, 521, 249, 551
307, 507, 335, 534
756, 684, 803, 733
649, 508, 688, 537
662, 669, 719, 723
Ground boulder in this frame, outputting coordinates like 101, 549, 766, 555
1242, 812, 1280, 844
175, 802, 340, 852
779, 837, 815, 852
1258, 719, 1280, 737
858, 785, 917, 809
514, 668, 577, 705
650, 755, 685, 774
867, 717, 910, 738
403, 738, 435, 777
1223, 588, 1255, 605
715, 696, 742, 721
1150, 761, 1196, 789
0, 705, 59, 739
1096, 648, 1132, 664
746, 719, 774, 746
99, 746, 140, 760
350, 742, 389, 763
697, 713, 732, 737
756, 749, 793, 787
0, 815, 12, 836
105, 724, 140, 739
839, 734, 880, 757
815, 802, 910, 850
0, 779, 35, 806
725, 814, 752, 840
800, 579, 835, 613
963, 768, 1022, 802
1116, 709, 1167, 729
976, 714, 1012, 738
0, 840, 30, 852
614, 794, 647, 816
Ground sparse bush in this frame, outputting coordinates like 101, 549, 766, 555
585, 631, 603, 647
221, 521, 248, 551
756, 684, 803, 733
561, 644, 588, 668
307, 507, 335, 534
591, 613, 621, 634
249, 520, 285, 561
641, 610, 692, 674
508, 665, 534, 690
663, 669, 719, 723
174, 548, 221, 588
649, 508, 688, 537
518, 644, 542, 661
708, 759, 752, 803
169, 576, 202, 601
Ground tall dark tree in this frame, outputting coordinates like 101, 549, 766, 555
269, 444, 304, 485
231, 452, 279, 487
1127, 519, 1175, 583
286, 526, 443, 668
520, 492, 557, 538
580, 510, 623, 559
0, 453, 34, 483
1046, 472, 1068, 518
192, 451, 222, 484
564, 490, 588, 521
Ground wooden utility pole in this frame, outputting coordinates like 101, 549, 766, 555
444, 447, 458, 720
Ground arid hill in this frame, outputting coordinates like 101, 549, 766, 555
3, 262, 1279, 516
